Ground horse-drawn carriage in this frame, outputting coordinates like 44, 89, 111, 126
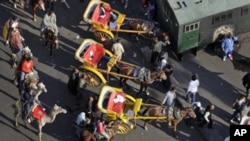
97, 85, 167, 134
75, 39, 166, 93
97, 85, 197, 136
83, 0, 155, 44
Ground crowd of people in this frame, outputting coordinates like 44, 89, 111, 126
3, 0, 250, 141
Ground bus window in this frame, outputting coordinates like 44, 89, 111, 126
185, 26, 190, 32
227, 12, 233, 19
221, 15, 226, 21
241, 7, 249, 16
190, 25, 194, 30
194, 23, 199, 29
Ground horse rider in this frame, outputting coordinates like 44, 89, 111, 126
161, 86, 177, 126
40, 10, 59, 38
96, 118, 111, 141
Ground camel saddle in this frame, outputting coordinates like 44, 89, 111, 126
32, 105, 46, 120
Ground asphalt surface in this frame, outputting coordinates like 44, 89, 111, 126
1, 0, 249, 141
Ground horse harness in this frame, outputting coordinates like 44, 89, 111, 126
163, 106, 181, 120
133, 67, 151, 83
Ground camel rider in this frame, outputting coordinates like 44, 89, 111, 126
3, 17, 20, 45
96, 118, 111, 141
20, 87, 34, 122
41, 10, 58, 37
161, 86, 176, 126
19, 54, 34, 88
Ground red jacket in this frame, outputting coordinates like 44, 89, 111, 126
21, 59, 34, 73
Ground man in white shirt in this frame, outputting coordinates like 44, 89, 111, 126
111, 39, 124, 61
186, 74, 200, 103
162, 87, 176, 126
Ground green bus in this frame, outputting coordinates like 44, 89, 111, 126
156, 0, 250, 60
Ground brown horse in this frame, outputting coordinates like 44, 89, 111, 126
128, 20, 170, 44
31, 0, 45, 21
143, 106, 196, 138
119, 64, 167, 95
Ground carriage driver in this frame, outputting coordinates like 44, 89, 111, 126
40, 10, 59, 38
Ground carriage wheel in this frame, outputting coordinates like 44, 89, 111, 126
94, 31, 113, 45
84, 70, 102, 87
117, 122, 131, 134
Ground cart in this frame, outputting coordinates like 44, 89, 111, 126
75, 38, 152, 87
83, 0, 154, 44
97, 85, 167, 134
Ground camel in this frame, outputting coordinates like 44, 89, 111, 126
14, 82, 67, 141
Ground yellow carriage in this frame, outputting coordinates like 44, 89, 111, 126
97, 85, 167, 134
83, 0, 154, 44
75, 38, 150, 87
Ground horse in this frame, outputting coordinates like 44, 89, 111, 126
44, 27, 59, 56
142, 106, 196, 138
14, 102, 67, 141
31, 0, 45, 21
127, 20, 170, 45
118, 64, 167, 95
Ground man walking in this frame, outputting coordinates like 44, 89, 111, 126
199, 104, 215, 129
162, 86, 177, 126
151, 37, 167, 65
242, 72, 250, 98
186, 74, 200, 103
221, 33, 238, 61
111, 39, 124, 61
240, 101, 250, 125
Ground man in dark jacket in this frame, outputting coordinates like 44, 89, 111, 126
199, 104, 215, 129
242, 72, 250, 98
67, 68, 80, 95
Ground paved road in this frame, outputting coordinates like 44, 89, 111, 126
2, 0, 249, 141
